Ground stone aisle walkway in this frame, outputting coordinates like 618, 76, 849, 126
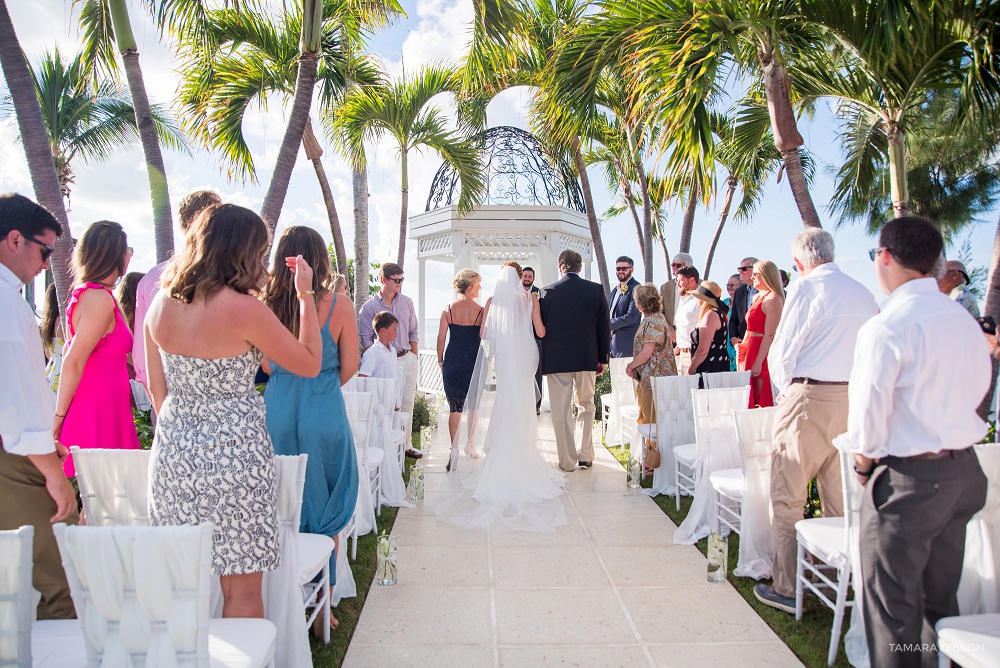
344, 414, 803, 667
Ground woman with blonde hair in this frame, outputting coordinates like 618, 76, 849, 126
625, 284, 676, 462
742, 259, 784, 407
687, 281, 731, 375
144, 204, 323, 619
54, 220, 139, 477
437, 268, 484, 464
331, 272, 349, 295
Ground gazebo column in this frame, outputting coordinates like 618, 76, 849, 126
418, 256, 427, 347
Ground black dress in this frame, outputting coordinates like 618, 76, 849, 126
689, 307, 731, 374
442, 306, 483, 412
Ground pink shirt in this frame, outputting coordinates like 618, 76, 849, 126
132, 260, 167, 385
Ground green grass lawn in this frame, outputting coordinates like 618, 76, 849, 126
605, 443, 851, 668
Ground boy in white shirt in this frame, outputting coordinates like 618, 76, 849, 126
359, 311, 399, 380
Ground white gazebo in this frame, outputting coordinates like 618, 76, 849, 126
409, 126, 595, 346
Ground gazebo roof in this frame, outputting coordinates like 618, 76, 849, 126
425, 126, 586, 213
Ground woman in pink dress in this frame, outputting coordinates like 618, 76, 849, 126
743, 260, 784, 408
54, 221, 140, 477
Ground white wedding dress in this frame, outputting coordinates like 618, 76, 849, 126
432, 266, 567, 532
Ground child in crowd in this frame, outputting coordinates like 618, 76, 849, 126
359, 311, 399, 380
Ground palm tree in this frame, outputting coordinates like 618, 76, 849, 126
793, 0, 1000, 220
552, 0, 824, 229
332, 64, 484, 267
6, 48, 188, 209
76, 0, 178, 262
0, 0, 74, 313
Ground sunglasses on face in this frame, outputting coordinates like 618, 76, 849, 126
670, 262, 684, 269
738, 265, 753, 272
615, 266, 632, 272
387, 277, 404, 284
869, 247, 889, 261
24, 235, 54, 262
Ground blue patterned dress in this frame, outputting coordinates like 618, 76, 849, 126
264, 295, 360, 580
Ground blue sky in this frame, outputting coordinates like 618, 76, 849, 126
3, 0, 995, 322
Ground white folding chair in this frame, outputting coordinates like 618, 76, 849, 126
53, 522, 276, 668
343, 390, 379, 543
936, 613, 1000, 667
129, 379, 152, 412
674, 387, 749, 545
605, 357, 634, 446
352, 377, 408, 507
731, 407, 778, 579
71, 447, 151, 526
701, 370, 750, 389
0, 526, 85, 668
636, 375, 699, 501
795, 448, 858, 666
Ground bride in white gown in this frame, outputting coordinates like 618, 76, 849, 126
432, 265, 567, 532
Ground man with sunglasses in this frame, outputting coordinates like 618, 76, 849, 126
658, 252, 695, 343
359, 262, 422, 459
609, 256, 641, 358
728, 256, 759, 359
0, 193, 79, 621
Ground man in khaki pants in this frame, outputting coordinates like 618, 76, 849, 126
539, 250, 611, 472
753, 228, 878, 612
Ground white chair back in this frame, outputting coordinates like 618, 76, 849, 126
72, 448, 151, 526
647, 374, 701, 496
351, 377, 396, 450
0, 526, 33, 667
129, 380, 152, 412
264, 455, 310, 668
701, 370, 750, 389
692, 387, 749, 470
342, 391, 379, 534
54, 522, 215, 666
343, 391, 376, 450
604, 357, 635, 445
733, 408, 778, 579
839, 447, 863, 551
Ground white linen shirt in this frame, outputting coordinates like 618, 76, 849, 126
0, 263, 56, 455
359, 339, 397, 380
768, 262, 879, 393
675, 293, 701, 349
833, 277, 990, 459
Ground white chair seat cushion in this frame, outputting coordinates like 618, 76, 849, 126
673, 443, 697, 466
364, 447, 384, 468
392, 428, 406, 446
620, 406, 637, 419
795, 517, 845, 564
709, 468, 744, 498
636, 424, 655, 439
936, 613, 1000, 668
31, 619, 86, 668
209, 618, 277, 668
298, 533, 335, 587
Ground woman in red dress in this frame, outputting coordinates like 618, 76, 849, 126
743, 260, 784, 408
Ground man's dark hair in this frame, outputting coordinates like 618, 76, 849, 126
380, 262, 403, 279
522, 266, 534, 275
373, 310, 398, 333
616, 256, 634, 267
676, 265, 700, 282
0, 193, 62, 240
558, 249, 583, 273
879, 216, 943, 275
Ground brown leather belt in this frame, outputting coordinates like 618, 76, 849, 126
791, 377, 848, 386
677, 348, 691, 353
396, 350, 409, 358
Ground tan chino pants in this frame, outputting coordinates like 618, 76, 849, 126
768, 383, 848, 598
547, 371, 597, 472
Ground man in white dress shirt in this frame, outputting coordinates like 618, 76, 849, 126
673, 265, 702, 374
0, 193, 79, 620
753, 228, 879, 613
835, 216, 989, 668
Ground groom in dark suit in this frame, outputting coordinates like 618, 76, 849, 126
539, 250, 611, 472
609, 256, 641, 358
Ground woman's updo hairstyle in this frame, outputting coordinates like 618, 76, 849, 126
453, 269, 481, 295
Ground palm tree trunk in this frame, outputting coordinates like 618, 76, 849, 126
984, 210, 1000, 324
302, 118, 347, 275
260, 50, 319, 234
761, 50, 821, 229
0, 0, 74, 315
660, 237, 671, 278
679, 182, 698, 254
635, 161, 654, 283
704, 177, 736, 280
887, 121, 910, 218
353, 163, 370, 313
573, 138, 610, 297
396, 150, 409, 267
622, 180, 646, 263
109, 0, 174, 263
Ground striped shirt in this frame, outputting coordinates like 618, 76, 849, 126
359, 292, 418, 351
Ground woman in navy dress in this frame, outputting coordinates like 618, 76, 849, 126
261, 227, 360, 630
436, 269, 483, 466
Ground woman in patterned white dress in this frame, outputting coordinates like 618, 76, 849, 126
144, 204, 324, 618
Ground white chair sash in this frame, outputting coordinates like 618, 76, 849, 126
644, 375, 701, 498
732, 407, 777, 579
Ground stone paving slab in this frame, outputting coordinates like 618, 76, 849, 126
344, 414, 803, 668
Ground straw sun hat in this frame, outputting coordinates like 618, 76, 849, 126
689, 280, 727, 310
